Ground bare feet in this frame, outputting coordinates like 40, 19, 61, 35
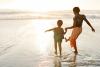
65, 37, 70, 42
65, 38, 68, 42
74, 51, 78, 54
54, 51, 57, 55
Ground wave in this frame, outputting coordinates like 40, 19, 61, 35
0, 10, 100, 20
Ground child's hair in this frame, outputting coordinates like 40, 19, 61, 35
57, 20, 63, 27
73, 7, 80, 13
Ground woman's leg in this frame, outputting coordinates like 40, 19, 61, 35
70, 38, 78, 54
70, 27, 82, 54
73, 40, 78, 54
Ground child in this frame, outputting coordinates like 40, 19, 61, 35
45, 20, 67, 56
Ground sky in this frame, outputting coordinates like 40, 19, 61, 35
0, 0, 100, 11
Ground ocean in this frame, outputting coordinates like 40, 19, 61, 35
0, 10, 100, 67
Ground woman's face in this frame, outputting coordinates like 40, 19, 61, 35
73, 11, 76, 15
73, 11, 78, 15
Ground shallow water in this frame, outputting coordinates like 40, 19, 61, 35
0, 19, 99, 67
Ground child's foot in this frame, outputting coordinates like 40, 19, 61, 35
59, 55, 62, 58
54, 51, 57, 55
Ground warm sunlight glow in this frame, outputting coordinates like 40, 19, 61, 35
0, 0, 13, 2
31, 20, 55, 53
0, 0, 100, 11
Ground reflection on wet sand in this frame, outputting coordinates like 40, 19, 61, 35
53, 53, 77, 67
69, 53, 77, 67
54, 57, 62, 67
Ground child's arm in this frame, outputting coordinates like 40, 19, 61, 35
61, 28, 67, 34
64, 29, 67, 34
45, 28, 54, 32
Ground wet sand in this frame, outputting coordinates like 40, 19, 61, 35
0, 19, 100, 67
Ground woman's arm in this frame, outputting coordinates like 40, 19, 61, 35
66, 26, 74, 29
65, 18, 76, 30
65, 25, 75, 32
84, 15, 95, 32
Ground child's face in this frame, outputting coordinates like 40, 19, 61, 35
57, 21, 63, 27
57, 24, 62, 27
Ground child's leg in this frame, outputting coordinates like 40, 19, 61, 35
58, 41, 62, 56
54, 41, 57, 55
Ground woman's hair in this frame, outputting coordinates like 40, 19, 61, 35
57, 20, 63, 26
73, 7, 80, 13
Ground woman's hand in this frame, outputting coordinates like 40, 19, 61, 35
91, 28, 95, 32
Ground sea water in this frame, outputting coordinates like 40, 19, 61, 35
0, 13, 99, 67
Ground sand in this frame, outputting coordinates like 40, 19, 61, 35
0, 19, 99, 67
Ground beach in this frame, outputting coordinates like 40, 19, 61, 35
0, 15, 99, 67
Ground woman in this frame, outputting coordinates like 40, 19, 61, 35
65, 7, 95, 54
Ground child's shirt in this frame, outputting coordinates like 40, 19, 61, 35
53, 27, 64, 41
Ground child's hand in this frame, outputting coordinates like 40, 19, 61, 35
45, 30, 47, 32
45, 30, 49, 32
65, 28, 67, 32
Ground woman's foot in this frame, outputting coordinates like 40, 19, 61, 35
74, 51, 78, 54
